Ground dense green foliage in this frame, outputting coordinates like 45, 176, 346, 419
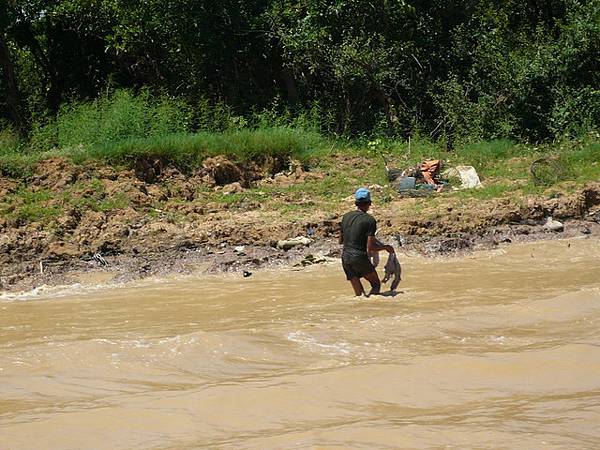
0, 88, 328, 176
1, 0, 598, 144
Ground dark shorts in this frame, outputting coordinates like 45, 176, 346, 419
342, 254, 375, 280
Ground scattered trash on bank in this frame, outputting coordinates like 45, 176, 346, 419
387, 159, 444, 196
93, 252, 109, 266
384, 156, 482, 196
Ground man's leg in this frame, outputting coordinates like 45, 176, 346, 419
349, 277, 365, 296
363, 271, 381, 296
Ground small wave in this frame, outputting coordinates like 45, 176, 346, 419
579, 286, 600, 293
0, 284, 87, 302
0, 278, 130, 302
286, 330, 352, 355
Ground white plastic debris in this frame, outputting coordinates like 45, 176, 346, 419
444, 166, 482, 189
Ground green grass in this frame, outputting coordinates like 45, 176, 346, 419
0, 128, 36, 177
82, 127, 325, 167
0, 188, 63, 222
0, 127, 23, 153
28, 89, 194, 152
2, 91, 598, 233
2, 88, 597, 187
561, 138, 600, 182
0, 127, 328, 177
61, 178, 131, 213
380, 138, 527, 177
446, 183, 518, 200
0, 178, 136, 226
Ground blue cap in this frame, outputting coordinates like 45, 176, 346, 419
354, 187, 371, 202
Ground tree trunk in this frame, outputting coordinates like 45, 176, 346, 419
0, 33, 25, 133
281, 67, 299, 104
374, 88, 398, 136
14, 10, 62, 113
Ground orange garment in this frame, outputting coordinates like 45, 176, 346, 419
420, 159, 441, 185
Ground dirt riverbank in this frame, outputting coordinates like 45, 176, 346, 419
1, 156, 600, 292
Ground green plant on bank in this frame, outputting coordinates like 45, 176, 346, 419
60, 178, 129, 213
95, 193, 130, 212
0, 127, 23, 154
0, 89, 334, 177
560, 135, 600, 182
0, 188, 63, 222
2, 88, 598, 183
0, 128, 328, 178
0, 178, 136, 226
28, 89, 194, 152
366, 138, 387, 157
0, 127, 37, 177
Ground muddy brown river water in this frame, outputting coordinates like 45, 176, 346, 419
1, 237, 600, 449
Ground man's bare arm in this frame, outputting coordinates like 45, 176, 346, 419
367, 236, 394, 253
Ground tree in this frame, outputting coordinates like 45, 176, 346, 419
265, 0, 416, 134
0, 0, 25, 131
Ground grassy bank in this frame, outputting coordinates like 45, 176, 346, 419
2, 89, 598, 181
0, 127, 328, 178
6, 133, 599, 226
2, 126, 599, 189
2, 132, 600, 222
0, 89, 328, 177
1, 90, 599, 226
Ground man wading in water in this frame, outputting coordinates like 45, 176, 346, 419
339, 188, 394, 296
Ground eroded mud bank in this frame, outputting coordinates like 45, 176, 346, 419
1, 157, 600, 292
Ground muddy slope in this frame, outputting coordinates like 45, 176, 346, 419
1, 157, 600, 291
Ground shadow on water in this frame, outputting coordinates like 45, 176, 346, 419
371, 290, 403, 297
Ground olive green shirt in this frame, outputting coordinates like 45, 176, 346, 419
341, 210, 377, 258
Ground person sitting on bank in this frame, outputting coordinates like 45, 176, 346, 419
339, 188, 394, 296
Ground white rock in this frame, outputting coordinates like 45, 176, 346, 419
277, 236, 312, 250
543, 217, 564, 232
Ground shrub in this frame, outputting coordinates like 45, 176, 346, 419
30, 89, 193, 152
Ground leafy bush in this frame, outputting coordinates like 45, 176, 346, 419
29, 89, 193, 152
0, 127, 23, 155
550, 86, 600, 137
0, 127, 33, 177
